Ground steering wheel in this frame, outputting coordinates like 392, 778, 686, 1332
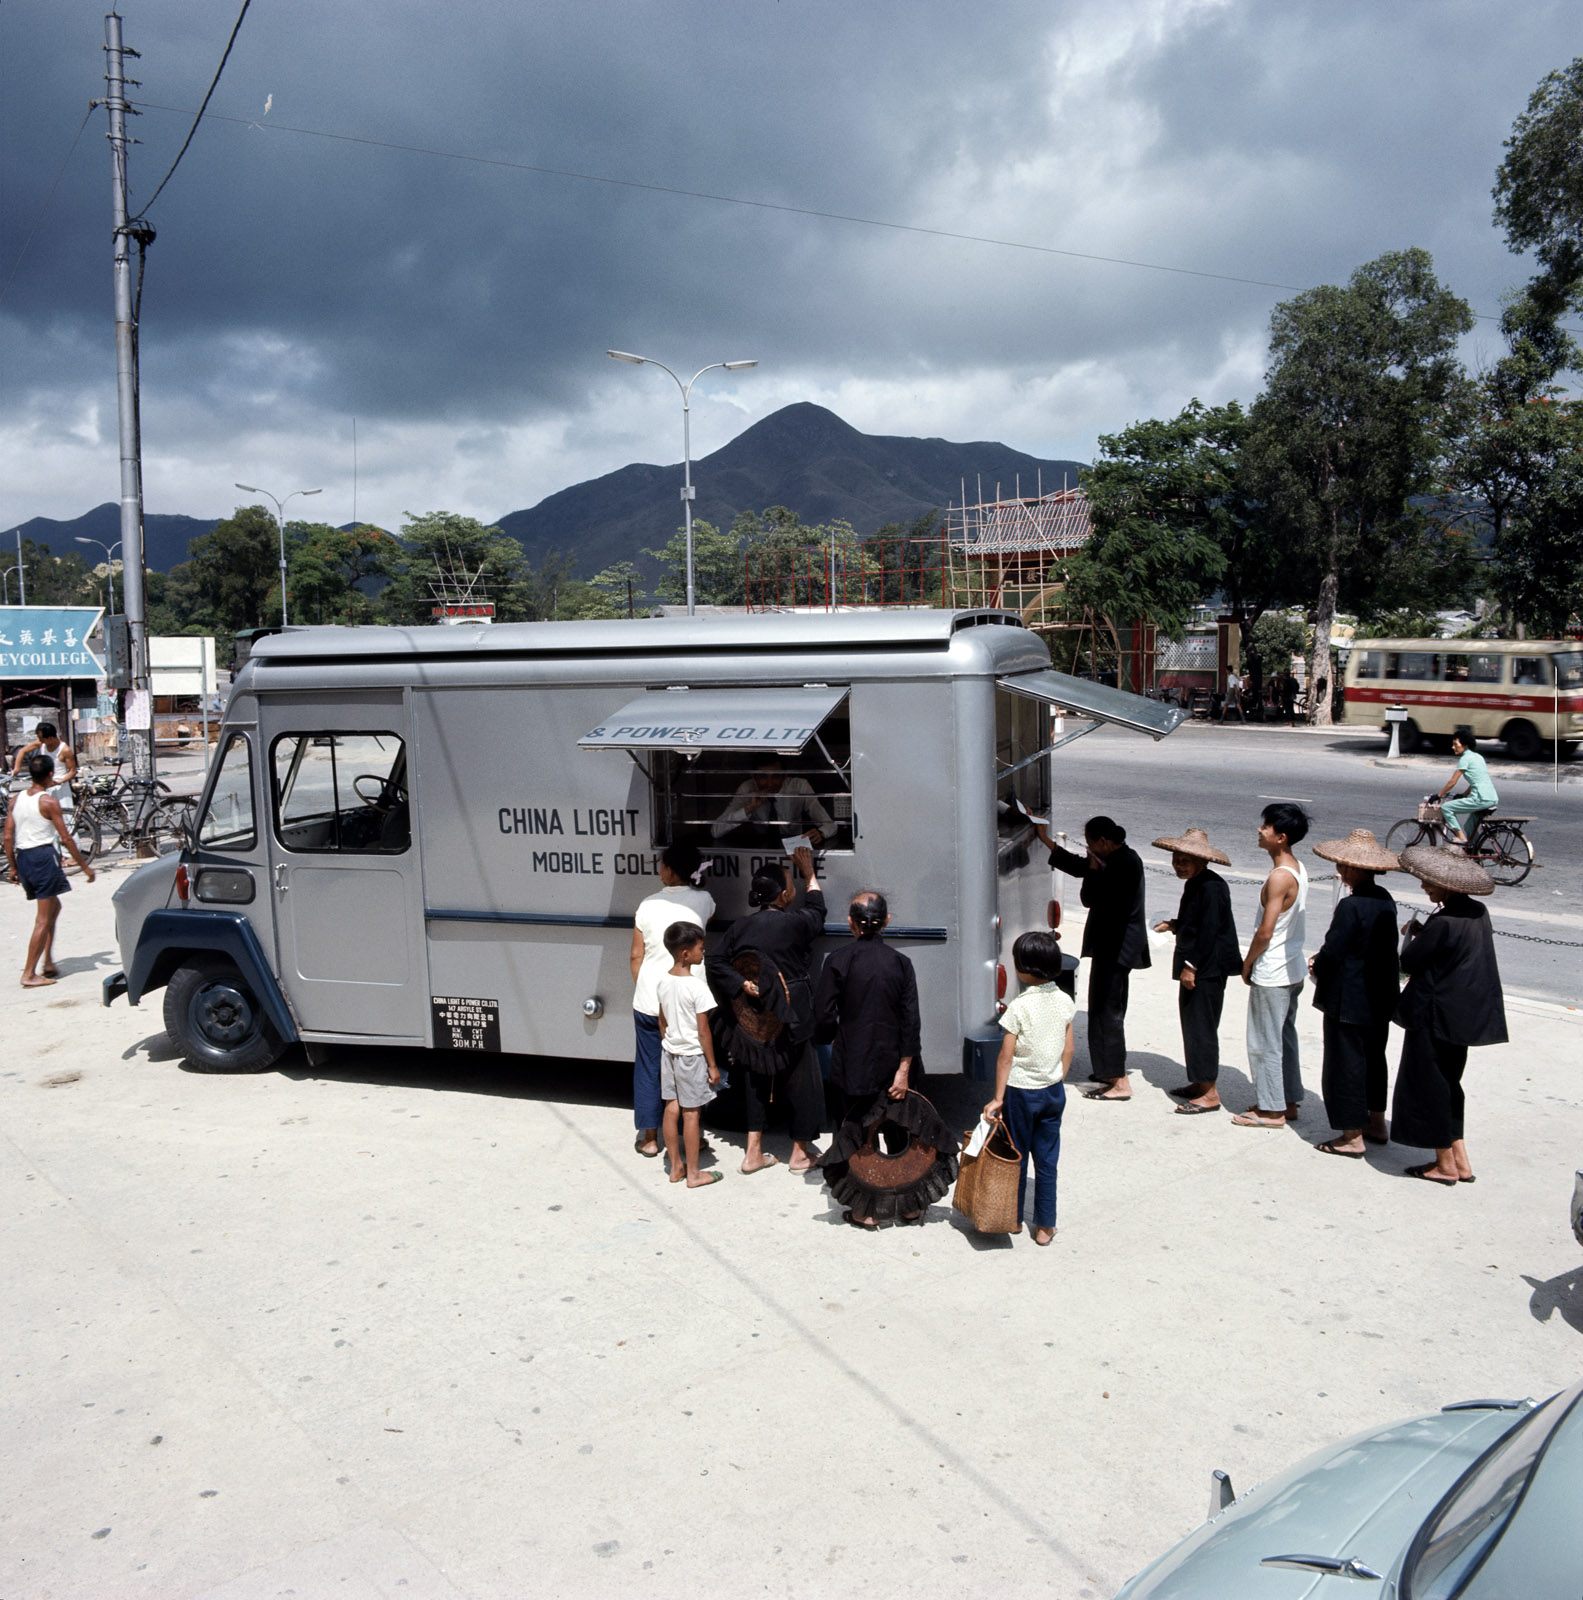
353, 772, 403, 811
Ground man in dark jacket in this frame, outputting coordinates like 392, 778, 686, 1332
1309, 829, 1402, 1157
1150, 828, 1241, 1113
1031, 814, 1148, 1100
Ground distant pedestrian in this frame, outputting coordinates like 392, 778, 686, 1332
1280, 671, 1299, 724
1233, 801, 1310, 1129
1030, 814, 1149, 1100
1390, 846, 1507, 1184
4, 753, 96, 987
981, 932, 1077, 1246
1150, 828, 1241, 1114
1436, 727, 1498, 847
1309, 830, 1401, 1158
630, 842, 715, 1158
656, 922, 724, 1189
1220, 668, 1246, 723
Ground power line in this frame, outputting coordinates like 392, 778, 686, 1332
0, 107, 94, 304
119, 97, 1581, 335
132, 0, 252, 221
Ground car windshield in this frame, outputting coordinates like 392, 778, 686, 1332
1554, 651, 1582, 691
1404, 1384, 1582, 1598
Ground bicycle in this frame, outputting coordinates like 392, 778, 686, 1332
1384, 798, 1535, 886
72, 763, 193, 858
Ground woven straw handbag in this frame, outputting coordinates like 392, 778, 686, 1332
951, 1116, 1022, 1234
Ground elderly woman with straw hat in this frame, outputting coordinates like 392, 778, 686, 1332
1390, 845, 1508, 1185
1308, 829, 1402, 1158
1150, 828, 1242, 1114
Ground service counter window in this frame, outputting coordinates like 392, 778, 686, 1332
652, 709, 854, 852
271, 732, 410, 854
197, 733, 256, 852
995, 687, 1051, 842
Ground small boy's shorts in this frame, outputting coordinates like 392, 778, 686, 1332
661, 1051, 717, 1111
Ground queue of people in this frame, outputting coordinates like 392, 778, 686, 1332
621, 768, 1510, 1235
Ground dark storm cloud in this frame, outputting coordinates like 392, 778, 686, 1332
0, 0, 1575, 526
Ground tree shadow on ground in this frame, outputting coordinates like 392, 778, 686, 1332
1522, 1265, 1583, 1335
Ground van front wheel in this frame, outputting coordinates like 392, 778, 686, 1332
163, 958, 285, 1073
1503, 720, 1542, 760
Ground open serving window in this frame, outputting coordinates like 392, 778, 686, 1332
579, 685, 854, 852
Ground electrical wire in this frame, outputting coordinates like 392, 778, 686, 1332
132, 0, 252, 222
129, 98, 1576, 331
0, 107, 94, 304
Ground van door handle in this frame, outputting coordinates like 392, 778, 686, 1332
274, 863, 288, 895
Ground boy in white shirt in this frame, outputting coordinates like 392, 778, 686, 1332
656, 922, 724, 1188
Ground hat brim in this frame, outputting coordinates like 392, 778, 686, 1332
1150, 834, 1231, 866
1313, 838, 1399, 873
1399, 844, 1495, 896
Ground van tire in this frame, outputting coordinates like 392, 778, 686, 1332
164, 957, 285, 1073
1503, 720, 1542, 761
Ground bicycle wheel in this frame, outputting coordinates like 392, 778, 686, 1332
1480, 823, 1533, 886
1385, 819, 1430, 853
67, 805, 101, 867
142, 798, 195, 854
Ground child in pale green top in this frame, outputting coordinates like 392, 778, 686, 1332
983, 932, 1077, 1246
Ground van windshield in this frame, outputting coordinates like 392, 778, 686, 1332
1555, 651, 1582, 690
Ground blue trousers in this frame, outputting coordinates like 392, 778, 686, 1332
633, 1010, 663, 1130
1002, 1082, 1067, 1230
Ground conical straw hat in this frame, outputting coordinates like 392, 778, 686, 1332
1399, 843, 1495, 896
1150, 827, 1230, 865
1312, 828, 1399, 872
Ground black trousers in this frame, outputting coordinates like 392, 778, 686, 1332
1178, 975, 1226, 1083
1087, 960, 1131, 1079
743, 1044, 824, 1143
1390, 1030, 1469, 1150
1320, 1014, 1390, 1131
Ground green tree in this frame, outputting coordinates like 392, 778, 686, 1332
378, 511, 529, 623
287, 523, 401, 625
1245, 250, 1475, 724
865, 510, 944, 604
1, 539, 96, 607
186, 505, 283, 633
587, 561, 646, 617
643, 519, 745, 606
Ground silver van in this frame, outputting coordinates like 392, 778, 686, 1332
105, 610, 1181, 1076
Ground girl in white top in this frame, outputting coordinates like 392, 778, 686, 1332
629, 842, 716, 1156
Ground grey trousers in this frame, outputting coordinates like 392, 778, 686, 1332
1247, 980, 1305, 1111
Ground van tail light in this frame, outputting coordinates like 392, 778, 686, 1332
1048, 899, 1061, 929
174, 864, 190, 905
996, 963, 1007, 1001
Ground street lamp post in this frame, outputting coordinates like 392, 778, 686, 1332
235, 483, 323, 627
75, 537, 123, 613
0, 563, 14, 603
606, 351, 758, 617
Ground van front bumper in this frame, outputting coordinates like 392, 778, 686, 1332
103, 970, 129, 1007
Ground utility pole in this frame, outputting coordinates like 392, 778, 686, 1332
14, 528, 24, 603
104, 10, 155, 782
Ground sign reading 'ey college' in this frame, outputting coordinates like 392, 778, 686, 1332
0, 606, 106, 680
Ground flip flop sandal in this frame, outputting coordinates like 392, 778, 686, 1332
1174, 1101, 1219, 1115
1405, 1163, 1458, 1185
1083, 1089, 1131, 1101
634, 1136, 661, 1158
739, 1154, 780, 1174
1230, 1112, 1285, 1129
688, 1170, 725, 1187
1315, 1140, 1365, 1159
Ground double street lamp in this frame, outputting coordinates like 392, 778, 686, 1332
75, 537, 122, 613
235, 483, 323, 627
606, 350, 758, 617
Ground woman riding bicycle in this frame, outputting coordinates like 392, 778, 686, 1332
1435, 726, 1498, 847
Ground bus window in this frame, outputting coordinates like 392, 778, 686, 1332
1386, 651, 1439, 681
197, 733, 256, 851
1443, 655, 1469, 682
1512, 657, 1550, 687
1556, 652, 1582, 690
1467, 654, 1502, 683
1356, 651, 1383, 678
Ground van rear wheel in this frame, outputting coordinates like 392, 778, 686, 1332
1504, 720, 1542, 760
164, 958, 285, 1073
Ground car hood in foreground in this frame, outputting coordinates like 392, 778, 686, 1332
1115, 1406, 1524, 1599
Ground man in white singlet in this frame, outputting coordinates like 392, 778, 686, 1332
11, 721, 77, 812
1233, 801, 1311, 1129
4, 752, 95, 987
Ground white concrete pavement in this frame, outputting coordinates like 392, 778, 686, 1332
2, 857, 1580, 1600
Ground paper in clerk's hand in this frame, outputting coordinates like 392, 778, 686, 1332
782, 833, 813, 856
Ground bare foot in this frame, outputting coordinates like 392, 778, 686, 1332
1324, 1134, 1366, 1154
668, 1165, 687, 1184
1033, 1226, 1056, 1246
1230, 1110, 1286, 1129
20, 975, 56, 988
740, 1153, 779, 1174
686, 1171, 724, 1188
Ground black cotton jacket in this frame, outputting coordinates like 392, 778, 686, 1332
1394, 896, 1508, 1047
1311, 880, 1400, 1027
1170, 868, 1242, 980
813, 937, 921, 1095
1049, 843, 1150, 970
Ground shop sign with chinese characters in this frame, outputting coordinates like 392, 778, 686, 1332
0, 607, 106, 678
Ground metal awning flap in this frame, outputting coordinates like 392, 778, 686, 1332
998, 669, 1186, 740
579, 685, 848, 753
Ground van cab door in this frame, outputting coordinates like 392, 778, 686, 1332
258, 692, 428, 1042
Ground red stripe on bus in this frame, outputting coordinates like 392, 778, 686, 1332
1346, 685, 1581, 713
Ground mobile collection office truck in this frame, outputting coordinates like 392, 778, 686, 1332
106, 611, 1183, 1077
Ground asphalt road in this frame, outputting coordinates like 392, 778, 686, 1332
1043, 720, 1582, 1007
